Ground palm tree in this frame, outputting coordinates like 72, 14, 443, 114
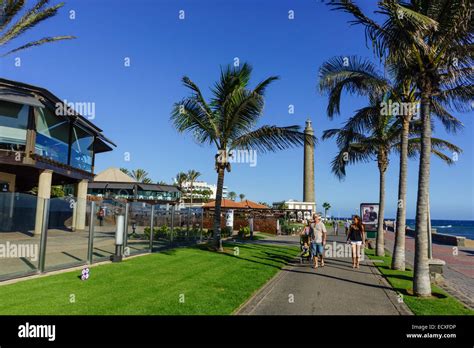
319, 55, 462, 267
326, 0, 472, 295
174, 171, 188, 206
228, 192, 237, 201
239, 193, 245, 202
120, 168, 130, 176
171, 63, 314, 250
322, 202, 331, 218
130, 169, 152, 184
323, 95, 460, 257
0, 0, 75, 56
186, 169, 201, 230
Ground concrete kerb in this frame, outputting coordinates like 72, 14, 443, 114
365, 256, 413, 315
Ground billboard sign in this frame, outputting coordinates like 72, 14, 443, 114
360, 203, 379, 225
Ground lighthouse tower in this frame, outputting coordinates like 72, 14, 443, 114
303, 119, 315, 206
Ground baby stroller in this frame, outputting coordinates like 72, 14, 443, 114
299, 234, 311, 264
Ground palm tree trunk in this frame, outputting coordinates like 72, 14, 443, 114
413, 93, 432, 297
213, 166, 225, 251
187, 183, 192, 232
392, 117, 410, 270
376, 162, 386, 256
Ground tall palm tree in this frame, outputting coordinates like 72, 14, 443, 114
239, 193, 245, 202
186, 169, 201, 230
0, 0, 75, 56
228, 192, 237, 201
326, 0, 472, 295
319, 55, 462, 266
322, 202, 331, 218
171, 63, 314, 251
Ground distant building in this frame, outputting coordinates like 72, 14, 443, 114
272, 199, 316, 220
88, 167, 180, 204
181, 180, 228, 205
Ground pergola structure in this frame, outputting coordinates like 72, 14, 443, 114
0, 78, 115, 234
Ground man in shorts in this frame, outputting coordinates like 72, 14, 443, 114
310, 214, 327, 268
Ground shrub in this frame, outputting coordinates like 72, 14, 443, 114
238, 226, 250, 238
221, 226, 233, 238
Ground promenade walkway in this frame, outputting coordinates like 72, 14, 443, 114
236, 232, 410, 315
384, 229, 474, 308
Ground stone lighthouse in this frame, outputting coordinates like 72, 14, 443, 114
303, 119, 315, 204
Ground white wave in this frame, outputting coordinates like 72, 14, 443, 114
433, 225, 452, 228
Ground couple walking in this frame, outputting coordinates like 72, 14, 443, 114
301, 214, 366, 269
302, 214, 327, 269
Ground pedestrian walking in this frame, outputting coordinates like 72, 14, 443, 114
310, 214, 327, 269
333, 220, 338, 235
346, 215, 365, 269
344, 219, 350, 236
97, 207, 105, 226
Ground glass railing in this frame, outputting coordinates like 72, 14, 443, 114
0, 196, 203, 282
0, 192, 40, 280
43, 196, 89, 271
126, 202, 151, 256
151, 206, 173, 251
91, 199, 126, 262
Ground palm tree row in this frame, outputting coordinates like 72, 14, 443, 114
319, 56, 462, 257
323, 0, 472, 296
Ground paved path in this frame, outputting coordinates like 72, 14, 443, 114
384, 230, 474, 308
237, 232, 410, 315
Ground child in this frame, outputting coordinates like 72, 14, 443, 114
300, 242, 310, 258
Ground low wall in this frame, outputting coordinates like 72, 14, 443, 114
387, 225, 467, 247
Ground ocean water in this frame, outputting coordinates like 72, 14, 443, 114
406, 219, 474, 240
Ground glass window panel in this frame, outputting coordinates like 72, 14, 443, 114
70, 125, 93, 172
35, 107, 69, 164
0, 101, 28, 149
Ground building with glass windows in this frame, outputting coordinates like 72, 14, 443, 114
88, 167, 181, 204
0, 78, 115, 234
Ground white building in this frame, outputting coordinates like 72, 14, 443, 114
273, 199, 316, 220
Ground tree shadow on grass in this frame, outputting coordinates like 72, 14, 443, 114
194, 243, 296, 270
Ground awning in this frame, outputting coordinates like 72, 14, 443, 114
138, 183, 179, 193
88, 182, 108, 189
104, 183, 135, 190
0, 88, 44, 108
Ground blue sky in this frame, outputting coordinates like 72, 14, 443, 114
2, 0, 473, 220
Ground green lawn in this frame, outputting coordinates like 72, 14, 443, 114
0, 242, 298, 315
365, 249, 473, 315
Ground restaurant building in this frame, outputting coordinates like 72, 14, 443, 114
0, 78, 115, 234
